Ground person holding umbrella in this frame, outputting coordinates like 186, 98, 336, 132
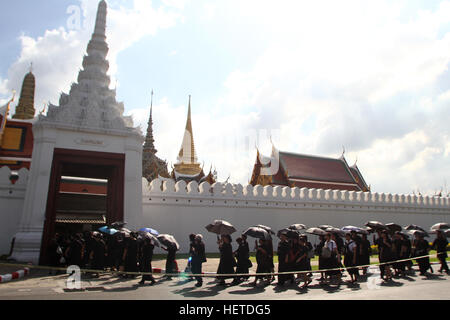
296, 237, 311, 288
378, 230, 394, 281
344, 233, 359, 283
138, 236, 156, 285
277, 231, 293, 286
217, 234, 236, 285
191, 234, 206, 287
90, 232, 107, 278
252, 238, 270, 286
331, 233, 344, 278
392, 232, 405, 277
233, 237, 252, 284
322, 232, 341, 283
401, 233, 413, 273
122, 232, 139, 279
316, 234, 326, 281
373, 229, 386, 279
413, 232, 433, 276
162, 244, 178, 280
432, 230, 449, 274
359, 233, 371, 275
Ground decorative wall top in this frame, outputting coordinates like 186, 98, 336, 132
40, 1, 138, 135
143, 178, 450, 209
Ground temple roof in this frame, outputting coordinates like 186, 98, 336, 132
251, 147, 367, 191
278, 151, 358, 184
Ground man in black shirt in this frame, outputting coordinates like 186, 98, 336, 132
277, 232, 293, 286
432, 230, 449, 274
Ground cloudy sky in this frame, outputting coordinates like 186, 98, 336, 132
1, 0, 449, 196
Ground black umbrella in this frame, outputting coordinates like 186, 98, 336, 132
286, 230, 300, 239
325, 227, 346, 237
243, 227, 271, 240
253, 224, 276, 235
341, 226, 369, 235
385, 223, 402, 233
430, 222, 450, 231
318, 225, 334, 230
111, 221, 127, 229
407, 229, 429, 238
157, 234, 180, 250
365, 221, 386, 230
277, 228, 291, 238
405, 224, 427, 232
205, 220, 236, 235
306, 227, 327, 236
288, 224, 307, 231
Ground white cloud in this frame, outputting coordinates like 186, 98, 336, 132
1, 0, 184, 114
205, 0, 450, 194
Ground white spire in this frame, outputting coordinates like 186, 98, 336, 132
43, 0, 136, 132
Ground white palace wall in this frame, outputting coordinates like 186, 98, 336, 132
1, 169, 449, 257
0, 167, 27, 255
143, 178, 450, 254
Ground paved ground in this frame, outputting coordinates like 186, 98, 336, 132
0, 259, 449, 300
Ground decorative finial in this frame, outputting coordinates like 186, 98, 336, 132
151, 89, 154, 109
39, 101, 47, 115
30, 62, 33, 73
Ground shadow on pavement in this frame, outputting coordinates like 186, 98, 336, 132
102, 283, 141, 292
227, 283, 268, 295
422, 274, 447, 281
172, 282, 230, 298
379, 279, 404, 287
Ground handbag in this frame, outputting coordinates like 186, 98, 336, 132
321, 247, 332, 259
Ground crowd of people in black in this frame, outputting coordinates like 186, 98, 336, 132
47, 227, 448, 289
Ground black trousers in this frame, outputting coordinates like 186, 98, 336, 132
438, 254, 449, 272
191, 259, 203, 283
